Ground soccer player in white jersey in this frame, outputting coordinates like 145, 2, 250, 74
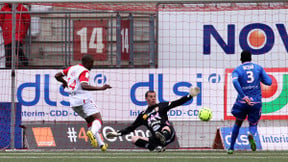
55, 54, 111, 151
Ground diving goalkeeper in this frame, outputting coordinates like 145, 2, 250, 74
106, 87, 200, 152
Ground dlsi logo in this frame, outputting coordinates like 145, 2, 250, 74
261, 73, 288, 114
94, 73, 107, 86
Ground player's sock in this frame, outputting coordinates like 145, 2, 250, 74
249, 123, 257, 136
248, 123, 257, 151
135, 139, 149, 148
147, 142, 157, 151
95, 132, 104, 147
135, 139, 156, 151
229, 124, 241, 150
91, 119, 105, 147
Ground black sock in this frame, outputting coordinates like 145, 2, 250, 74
162, 129, 171, 140
135, 139, 149, 148
135, 139, 156, 151
147, 144, 156, 151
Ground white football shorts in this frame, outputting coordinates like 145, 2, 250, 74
72, 98, 100, 119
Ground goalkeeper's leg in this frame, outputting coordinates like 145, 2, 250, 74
131, 126, 175, 151
132, 136, 153, 150
155, 126, 174, 146
132, 136, 165, 152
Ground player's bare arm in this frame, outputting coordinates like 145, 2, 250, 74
81, 82, 112, 91
55, 72, 68, 88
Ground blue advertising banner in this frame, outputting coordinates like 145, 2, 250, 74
0, 102, 22, 149
220, 127, 262, 150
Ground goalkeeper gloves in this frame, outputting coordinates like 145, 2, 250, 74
106, 130, 122, 139
189, 86, 200, 97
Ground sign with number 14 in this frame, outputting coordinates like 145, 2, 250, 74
73, 20, 108, 61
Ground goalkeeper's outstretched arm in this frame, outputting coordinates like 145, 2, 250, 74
106, 114, 142, 138
163, 86, 200, 112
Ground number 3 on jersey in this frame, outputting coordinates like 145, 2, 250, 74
68, 78, 76, 90
246, 71, 254, 83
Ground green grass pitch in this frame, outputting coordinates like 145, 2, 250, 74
1, 150, 288, 162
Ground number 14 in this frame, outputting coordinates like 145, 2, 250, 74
76, 27, 104, 54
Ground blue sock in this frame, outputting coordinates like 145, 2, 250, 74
249, 124, 257, 136
229, 124, 241, 150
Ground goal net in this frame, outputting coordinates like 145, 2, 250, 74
0, 0, 287, 151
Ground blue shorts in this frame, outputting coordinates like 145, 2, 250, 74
231, 102, 262, 124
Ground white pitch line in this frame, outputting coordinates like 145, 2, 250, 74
2, 152, 288, 156
0, 156, 288, 159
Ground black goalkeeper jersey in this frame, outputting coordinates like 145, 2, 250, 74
119, 94, 192, 136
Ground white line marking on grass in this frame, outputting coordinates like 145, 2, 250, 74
1, 152, 288, 156
0, 156, 288, 159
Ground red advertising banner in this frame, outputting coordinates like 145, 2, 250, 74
121, 20, 130, 61
73, 20, 108, 61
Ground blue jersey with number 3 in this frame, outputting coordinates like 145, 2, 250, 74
232, 62, 272, 103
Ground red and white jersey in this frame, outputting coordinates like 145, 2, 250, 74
62, 64, 91, 107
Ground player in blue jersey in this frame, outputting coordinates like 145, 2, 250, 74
227, 50, 272, 154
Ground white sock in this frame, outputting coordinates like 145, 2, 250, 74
91, 120, 104, 146
95, 132, 104, 147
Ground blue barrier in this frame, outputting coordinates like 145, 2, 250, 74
0, 102, 22, 149
220, 127, 262, 150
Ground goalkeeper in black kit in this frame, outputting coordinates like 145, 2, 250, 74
106, 87, 200, 152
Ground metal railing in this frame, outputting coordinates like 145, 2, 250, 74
0, 7, 157, 68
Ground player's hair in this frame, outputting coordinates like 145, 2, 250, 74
240, 50, 252, 63
81, 54, 94, 64
145, 90, 156, 98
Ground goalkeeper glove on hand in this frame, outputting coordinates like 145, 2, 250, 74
106, 131, 121, 139
189, 86, 200, 97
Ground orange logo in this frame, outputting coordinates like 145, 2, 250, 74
32, 127, 56, 147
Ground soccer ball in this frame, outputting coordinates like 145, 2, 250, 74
198, 108, 212, 121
